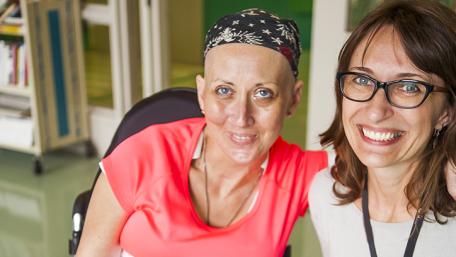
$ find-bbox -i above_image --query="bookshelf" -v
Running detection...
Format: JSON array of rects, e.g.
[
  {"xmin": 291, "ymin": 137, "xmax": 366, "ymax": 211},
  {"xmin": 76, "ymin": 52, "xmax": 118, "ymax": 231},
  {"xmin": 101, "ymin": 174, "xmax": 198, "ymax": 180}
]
[
  {"xmin": 0, "ymin": 0, "xmax": 90, "ymax": 174},
  {"xmin": 0, "ymin": 84, "xmax": 30, "ymax": 96}
]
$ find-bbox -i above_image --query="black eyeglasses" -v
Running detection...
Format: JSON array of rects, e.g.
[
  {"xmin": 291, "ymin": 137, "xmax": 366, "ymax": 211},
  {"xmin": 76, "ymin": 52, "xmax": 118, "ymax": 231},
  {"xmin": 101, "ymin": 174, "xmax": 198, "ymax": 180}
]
[{"xmin": 337, "ymin": 72, "xmax": 449, "ymax": 109}]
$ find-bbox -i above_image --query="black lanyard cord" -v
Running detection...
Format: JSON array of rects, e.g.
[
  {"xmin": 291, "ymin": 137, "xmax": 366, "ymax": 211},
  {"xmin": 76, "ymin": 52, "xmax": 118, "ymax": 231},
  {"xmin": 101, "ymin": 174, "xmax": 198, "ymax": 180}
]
[{"xmin": 362, "ymin": 179, "xmax": 424, "ymax": 257}]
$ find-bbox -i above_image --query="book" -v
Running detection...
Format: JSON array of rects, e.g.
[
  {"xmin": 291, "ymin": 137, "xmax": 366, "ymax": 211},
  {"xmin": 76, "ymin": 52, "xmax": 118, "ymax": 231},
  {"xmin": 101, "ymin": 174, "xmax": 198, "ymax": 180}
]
[
  {"xmin": 0, "ymin": 40, "xmax": 24, "ymax": 86},
  {"xmin": 3, "ymin": 16, "xmax": 22, "ymax": 25},
  {"xmin": 0, "ymin": 23, "xmax": 22, "ymax": 36},
  {"xmin": 0, "ymin": 0, "xmax": 9, "ymax": 14},
  {"xmin": 0, "ymin": 41, "xmax": 7, "ymax": 85},
  {"xmin": 17, "ymin": 43, "xmax": 25, "ymax": 87},
  {"xmin": 0, "ymin": 2, "xmax": 17, "ymax": 23}
]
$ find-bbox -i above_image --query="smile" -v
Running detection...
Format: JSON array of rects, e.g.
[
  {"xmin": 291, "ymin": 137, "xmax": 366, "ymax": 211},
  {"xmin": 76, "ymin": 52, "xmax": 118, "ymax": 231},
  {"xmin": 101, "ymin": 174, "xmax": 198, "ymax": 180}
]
[
  {"xmin": 229, "ymin": 133, "xmax": 257, "ymax": 145},
  {"xmin": 359, "ymin": 126, "xmax": 403, "ymax": 142}
]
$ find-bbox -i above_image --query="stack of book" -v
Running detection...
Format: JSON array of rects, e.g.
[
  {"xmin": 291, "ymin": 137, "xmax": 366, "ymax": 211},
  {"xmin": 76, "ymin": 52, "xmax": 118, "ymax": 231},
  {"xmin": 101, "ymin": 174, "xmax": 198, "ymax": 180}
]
[
  {"xmin": 0, "ymin": 0, "xmax": 22, "ymax": 37},
  {"xmin": 0, "ymin": 1, "xmax": 31, "ymax": 148},
  {"xmin": 0, "ymin": 0, "xmax": 27, "ymax": 88},
  {"xmin": 0, "ymin": 41, "xmax": 27, "ymax": 88}
]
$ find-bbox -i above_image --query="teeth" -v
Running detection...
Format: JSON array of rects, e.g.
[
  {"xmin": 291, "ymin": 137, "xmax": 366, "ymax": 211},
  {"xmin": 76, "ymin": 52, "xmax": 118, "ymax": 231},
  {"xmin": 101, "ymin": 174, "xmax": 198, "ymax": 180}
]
[
  {"xmin": 233, "ymin": 134, "xmax": 254, "ymax": 142},
  {"xmin": 362, "ymin": 128, "xmax": 401, "ymax": 141}
]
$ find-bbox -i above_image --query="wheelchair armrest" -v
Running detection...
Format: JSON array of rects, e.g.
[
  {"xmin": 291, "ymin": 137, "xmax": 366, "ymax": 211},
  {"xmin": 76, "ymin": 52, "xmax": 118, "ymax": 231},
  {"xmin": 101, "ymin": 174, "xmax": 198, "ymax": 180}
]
[
  {"xmin": 69, "ymin": 189, "xmax": 92, "ymax": 255},
  {"xmin": 283, "ymin": 245, "xmax": 291, "ymax": 257}
]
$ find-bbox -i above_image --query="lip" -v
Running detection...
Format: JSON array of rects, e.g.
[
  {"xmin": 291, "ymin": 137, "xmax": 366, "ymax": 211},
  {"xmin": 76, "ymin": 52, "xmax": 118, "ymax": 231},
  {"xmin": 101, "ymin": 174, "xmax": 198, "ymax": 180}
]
[
  {"xmin": 357, "ymin": 124, "xmax": 404, "ymax": 145},
  {"xmin": 228, "ymin": 132, "xmax": 257, "ymax": 146}
]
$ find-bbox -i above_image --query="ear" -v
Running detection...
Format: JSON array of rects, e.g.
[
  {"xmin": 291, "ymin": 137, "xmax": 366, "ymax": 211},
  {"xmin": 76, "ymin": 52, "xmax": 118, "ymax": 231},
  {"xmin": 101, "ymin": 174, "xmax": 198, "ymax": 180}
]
[
  {"xmin": 435, "ymin": 107, "xmax": 450, "ymax": 130},
  {"xmin": 286, "ymin": 79, "xmax": 304, "ymax": 117},
  {"xmin": 196, "ymin": 74, "xmax": 206, "ymax": 112}
]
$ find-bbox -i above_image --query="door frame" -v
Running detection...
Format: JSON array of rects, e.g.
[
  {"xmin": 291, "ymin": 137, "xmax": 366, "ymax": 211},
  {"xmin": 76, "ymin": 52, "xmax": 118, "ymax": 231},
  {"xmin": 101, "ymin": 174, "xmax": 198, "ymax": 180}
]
[
  {"xmin": 306, "ymin": 0, "xmax": 350, "ymax": 149},
  {"xmin": 82, "ymin": 0, "xmax": 167, "ymax": 155}
]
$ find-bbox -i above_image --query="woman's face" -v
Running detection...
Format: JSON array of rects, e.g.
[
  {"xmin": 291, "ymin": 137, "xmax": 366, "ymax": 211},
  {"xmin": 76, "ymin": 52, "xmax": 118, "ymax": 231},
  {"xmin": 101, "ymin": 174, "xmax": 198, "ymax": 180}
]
[
  {"xmin": 342, "ymin": 25, "xmax": 448, "ymax": 171},
  {"xmin": 197, "ymin": 44, "xmax": 302, "ymax": 165}
]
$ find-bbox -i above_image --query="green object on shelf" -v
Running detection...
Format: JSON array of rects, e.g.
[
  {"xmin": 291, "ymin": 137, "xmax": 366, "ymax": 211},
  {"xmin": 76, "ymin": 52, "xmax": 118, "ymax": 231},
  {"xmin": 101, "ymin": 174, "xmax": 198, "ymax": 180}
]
[{"xmin": 0, "ymin": 33, "xmax": 23, "ymax": 42}]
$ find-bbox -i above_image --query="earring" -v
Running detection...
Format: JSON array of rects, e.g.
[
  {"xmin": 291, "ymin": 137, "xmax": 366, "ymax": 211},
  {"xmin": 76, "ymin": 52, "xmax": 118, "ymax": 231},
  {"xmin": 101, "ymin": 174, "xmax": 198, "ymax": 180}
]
[
  {"xmin": 432, "ymin": 128, "xmax": 441, "ymax": 149},
  {"xmin": 201, "ymin": 109, "xmax": 205, "ymax": 115}
]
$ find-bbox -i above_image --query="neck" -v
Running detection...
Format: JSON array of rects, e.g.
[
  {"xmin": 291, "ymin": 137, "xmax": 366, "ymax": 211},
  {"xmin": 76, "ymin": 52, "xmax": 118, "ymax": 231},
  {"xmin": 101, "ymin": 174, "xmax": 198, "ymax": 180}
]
[
  {"xmin": 203, "ymin": 139, "xmax": 264, "ymax": 197},
  {"xmin": 364, "ymin": 164, "xmax": 417, "ymax": 222}
]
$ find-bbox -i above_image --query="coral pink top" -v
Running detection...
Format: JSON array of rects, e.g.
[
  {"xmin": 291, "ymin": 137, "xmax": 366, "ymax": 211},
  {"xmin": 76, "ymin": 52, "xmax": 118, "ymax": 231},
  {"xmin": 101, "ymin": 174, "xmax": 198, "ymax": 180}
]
[{"xmin": 101, "ymin": 118, "xmax": 327, "ymax": 257}]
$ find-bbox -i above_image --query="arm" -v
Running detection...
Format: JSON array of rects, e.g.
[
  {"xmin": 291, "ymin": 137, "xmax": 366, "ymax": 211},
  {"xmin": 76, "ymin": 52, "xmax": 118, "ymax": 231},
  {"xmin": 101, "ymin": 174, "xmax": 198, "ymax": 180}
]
[
  {"xmin": 446, "ymin": 162, "xmax": 456, "ymax": 200},
  {"xmin": 75, "ymin": 173, "xmax": 128, "ymax": 257}
]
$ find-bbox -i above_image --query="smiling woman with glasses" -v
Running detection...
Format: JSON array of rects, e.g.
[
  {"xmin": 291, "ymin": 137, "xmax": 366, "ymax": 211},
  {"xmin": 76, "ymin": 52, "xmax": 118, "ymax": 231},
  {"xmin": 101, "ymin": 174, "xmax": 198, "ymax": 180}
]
[
  {"xmin": 337, "ymin": 71, "xmax": 449, "ymax": 109},
  {"xmin": 309, "ymin": 1, "xmax": 456, "ymax": 257}
]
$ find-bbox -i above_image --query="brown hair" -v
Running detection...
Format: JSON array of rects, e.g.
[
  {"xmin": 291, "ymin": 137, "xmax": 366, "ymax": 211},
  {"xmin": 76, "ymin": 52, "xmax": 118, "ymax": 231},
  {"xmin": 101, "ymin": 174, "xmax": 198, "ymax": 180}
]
[{"xmin": 320, "ymin": 0, "xmax": 456, "ymax": 222}]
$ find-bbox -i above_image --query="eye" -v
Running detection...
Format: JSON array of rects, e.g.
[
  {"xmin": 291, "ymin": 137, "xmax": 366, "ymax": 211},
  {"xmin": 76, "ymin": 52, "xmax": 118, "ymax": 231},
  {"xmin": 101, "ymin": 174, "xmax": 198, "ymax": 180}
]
[
  {"xmin": 395, "ymin": 81, "xmax": 423, "ymax": 95},
  {"xmin": 353, "ymin": 75, "xmax": 373, "ymax": 86},
  {"xmin": 215, "ymin": 86, "xmax": 233, "ymax": 97},
  {"xmin": 253, "ymin": 88, "xmax": 274, "ymax": 99}
]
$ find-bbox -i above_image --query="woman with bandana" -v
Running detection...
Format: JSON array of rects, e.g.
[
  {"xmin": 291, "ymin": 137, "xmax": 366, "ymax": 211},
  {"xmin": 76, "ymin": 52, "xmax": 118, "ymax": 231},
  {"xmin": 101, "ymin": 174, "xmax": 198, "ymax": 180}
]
[
  {"xmin": 76, "ymin": 9, "xmax": 328, "ymax": 257},
  {"xmin": 76, "ymin": 7, "xmax": 456, "ymax": 257},
  {"xmin": 309, "ymin": 1, "xmax": 456, "ymax": 257}
]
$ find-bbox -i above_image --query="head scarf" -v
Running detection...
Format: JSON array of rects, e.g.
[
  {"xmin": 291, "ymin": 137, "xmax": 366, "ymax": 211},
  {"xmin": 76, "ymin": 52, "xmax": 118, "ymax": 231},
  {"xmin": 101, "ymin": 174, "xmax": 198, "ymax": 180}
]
[{"xmin": 204, "ymin": 8, "xmax": 302, "ymax": 78}]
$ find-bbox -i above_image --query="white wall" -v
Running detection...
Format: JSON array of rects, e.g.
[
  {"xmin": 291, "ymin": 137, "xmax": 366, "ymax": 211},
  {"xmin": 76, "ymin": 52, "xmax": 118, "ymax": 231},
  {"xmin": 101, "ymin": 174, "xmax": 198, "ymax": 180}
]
[
  {"xmin": 306, "ymin": 0, "xmax": 351, "ymax": 149},
  {"xmin": 290, "ymin": 2, "xmax": 353, "ymax": 257},
  {"xmin": 90, "ymin": 108, "xmax": 121, "ymax": 156}
]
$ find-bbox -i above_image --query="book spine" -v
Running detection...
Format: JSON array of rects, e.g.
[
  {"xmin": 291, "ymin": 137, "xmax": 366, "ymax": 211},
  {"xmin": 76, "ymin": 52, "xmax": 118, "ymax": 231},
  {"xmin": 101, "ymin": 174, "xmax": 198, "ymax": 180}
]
[
  {"xmin": 17, "ymin": 43, "xmax": 25, "ymax": 87},
  {"xmin": 0, "ymin": 41, "xmax": 6, "ymax": 85}
]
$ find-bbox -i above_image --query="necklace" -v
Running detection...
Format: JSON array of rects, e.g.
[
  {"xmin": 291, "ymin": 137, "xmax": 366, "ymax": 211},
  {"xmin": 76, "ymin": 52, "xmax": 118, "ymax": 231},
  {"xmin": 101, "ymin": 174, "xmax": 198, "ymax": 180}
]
[
  {"xmin": 361, "ymin": 174, "xmax": 424, "ymax": 257},
  {"xmin": 202, "ymin": 140, "xmax": 262, "ymax": 227}
]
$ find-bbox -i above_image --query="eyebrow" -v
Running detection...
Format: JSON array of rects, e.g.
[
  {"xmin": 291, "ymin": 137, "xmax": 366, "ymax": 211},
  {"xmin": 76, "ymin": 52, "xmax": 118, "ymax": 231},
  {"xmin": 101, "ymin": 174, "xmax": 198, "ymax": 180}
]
[
  {"xmin": 212, "ymin": 79, "xmax": 234, "ymax": 85},
  {"xmin": 211, "ymin": 79, "xmax": 278, "ymax": 87},
  {"xmin": 350, "ymin": 67, "xmax": 430, "ymax": 81}
]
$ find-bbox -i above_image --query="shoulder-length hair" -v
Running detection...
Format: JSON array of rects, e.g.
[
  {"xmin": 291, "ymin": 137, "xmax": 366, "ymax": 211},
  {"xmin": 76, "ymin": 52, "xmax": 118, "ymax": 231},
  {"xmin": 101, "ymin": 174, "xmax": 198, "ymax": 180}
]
[{"xmin": 320, "ymin": 0, "xmax": 456, "ymax": 222}]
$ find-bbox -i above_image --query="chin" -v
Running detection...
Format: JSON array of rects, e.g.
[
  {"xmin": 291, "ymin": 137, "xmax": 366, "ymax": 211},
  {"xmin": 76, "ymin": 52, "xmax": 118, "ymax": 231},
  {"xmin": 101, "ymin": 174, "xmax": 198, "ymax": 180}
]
[
  {"xmin": 226, "ymin": 148, "xmax": 262, "ymax": 165},
  {"xmin": 230, "ymin": 153, "xmax": 256, "ymax": 165},
  {"xmin": 357, "ymin": 153, "xmax": 394, "ymax": 169}
]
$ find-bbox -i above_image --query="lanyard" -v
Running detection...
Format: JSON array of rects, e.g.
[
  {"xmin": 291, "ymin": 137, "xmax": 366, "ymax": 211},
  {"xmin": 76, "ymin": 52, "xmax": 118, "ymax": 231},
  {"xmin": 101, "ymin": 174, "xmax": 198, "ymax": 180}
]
[{"xmin": 361, "ymin": 180, "xmax": 424, "ymax": 257}]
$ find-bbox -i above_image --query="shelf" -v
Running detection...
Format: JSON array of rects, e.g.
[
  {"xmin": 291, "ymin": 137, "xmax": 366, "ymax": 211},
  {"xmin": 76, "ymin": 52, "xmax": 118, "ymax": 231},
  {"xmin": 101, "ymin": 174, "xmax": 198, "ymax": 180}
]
[
  {"xmin": 0, "ymin": 106, "xmax": 29, "ymax": 117},
  {"xmin": 0, "ymin": 85, "xmax": 30, "ymax": 97},
  {"xmin": 0, "ymin": 115, "xmax": 33, "ymax": 150},
  {"xmin": 0, "ymin": 0, "xmax": 90, "ymax": 173},
  {"xmin": 0, "ymin": 142, "xmax": 35, "ymax": 154}
]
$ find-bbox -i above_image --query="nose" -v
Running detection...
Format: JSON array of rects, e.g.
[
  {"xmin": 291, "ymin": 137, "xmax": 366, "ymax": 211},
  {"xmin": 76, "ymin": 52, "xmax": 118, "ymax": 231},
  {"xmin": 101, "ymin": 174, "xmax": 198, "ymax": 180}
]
[
  {"xmin": 365, "ymin": 88, "xmax": 394, "ymax": 122},
  {"xmin": 227, "ymin": 94, "xmax": 254, "ymax": 127}
]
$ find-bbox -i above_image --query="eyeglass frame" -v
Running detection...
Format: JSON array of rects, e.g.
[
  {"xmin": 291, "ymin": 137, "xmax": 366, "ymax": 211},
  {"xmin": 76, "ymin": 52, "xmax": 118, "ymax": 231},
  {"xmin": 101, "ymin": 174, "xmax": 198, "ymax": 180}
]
[{"xmin": 336, "ymin": 71, "xmax": 449, "ymax": 109}]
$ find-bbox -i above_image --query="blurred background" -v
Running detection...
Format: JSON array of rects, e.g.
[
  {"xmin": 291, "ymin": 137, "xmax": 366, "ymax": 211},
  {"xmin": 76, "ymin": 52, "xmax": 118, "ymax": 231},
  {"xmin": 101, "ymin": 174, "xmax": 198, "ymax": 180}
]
[{"xmin": 0, "ymin": 0, "xmax": 454, "ymax": 256}]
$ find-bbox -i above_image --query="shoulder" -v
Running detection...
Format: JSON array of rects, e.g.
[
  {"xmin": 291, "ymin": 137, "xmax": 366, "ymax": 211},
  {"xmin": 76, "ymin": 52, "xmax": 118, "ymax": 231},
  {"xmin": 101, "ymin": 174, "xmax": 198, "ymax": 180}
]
[
  {"xmin": 309, "ymin": 168, "xmax": 335, "ymax": 207},
  {"xmin": 415, "ymin": 215, "xmax": 456, "ymax": 256},
  {"xmin": 101, "ymin": 117, "xmax": 204, "ymax": 185},
  {"xmin": 109, "ymin": 117, "xmax": 205, "ymax": 157},
  {"xmin": 424, "ymin": 215, "xmax": 456, "ymax": 233},
  {"xmin": 137, "ymin": 117, "xmax": 204, "ymax": 143}
]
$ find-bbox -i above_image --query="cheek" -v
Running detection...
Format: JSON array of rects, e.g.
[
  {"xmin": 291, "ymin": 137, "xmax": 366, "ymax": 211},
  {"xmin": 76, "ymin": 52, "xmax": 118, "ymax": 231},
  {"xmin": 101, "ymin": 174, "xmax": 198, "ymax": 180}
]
[
  {"xmin": 204, "ymin": 100, "xmax": 227, "ymax": 126},
  {"xmin": 341, "ymin": 101, "xmax": 353, "ymax": 129},
  {"xmin": 341, "ymin": 101, "xmax": 360, "ymax": 145},
  {"xmin": 255, "ymin": 106, "xmax": 286, "ymax": 131},
  {"xmin": 430, "ymin": 96, "xmax": 448, "ymax": 126},
  {"xmin": 405, "ymin": 109, "xmax": 434, "ymax": 142}
]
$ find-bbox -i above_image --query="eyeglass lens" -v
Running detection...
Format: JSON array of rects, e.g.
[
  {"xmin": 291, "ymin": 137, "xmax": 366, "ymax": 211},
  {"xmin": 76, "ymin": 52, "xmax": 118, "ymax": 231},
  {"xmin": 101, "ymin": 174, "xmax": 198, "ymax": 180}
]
[{"xmin": 340, "ymin": 73, "xmax": 428, "ymax": 108}]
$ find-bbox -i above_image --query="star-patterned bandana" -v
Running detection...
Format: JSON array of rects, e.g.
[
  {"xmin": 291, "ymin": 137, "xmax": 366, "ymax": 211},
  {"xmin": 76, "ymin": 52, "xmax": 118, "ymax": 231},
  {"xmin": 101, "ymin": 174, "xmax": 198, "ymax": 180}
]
[{"xmin": 204, "ymin": 8, "xmax": 301, "ymax": 78}]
